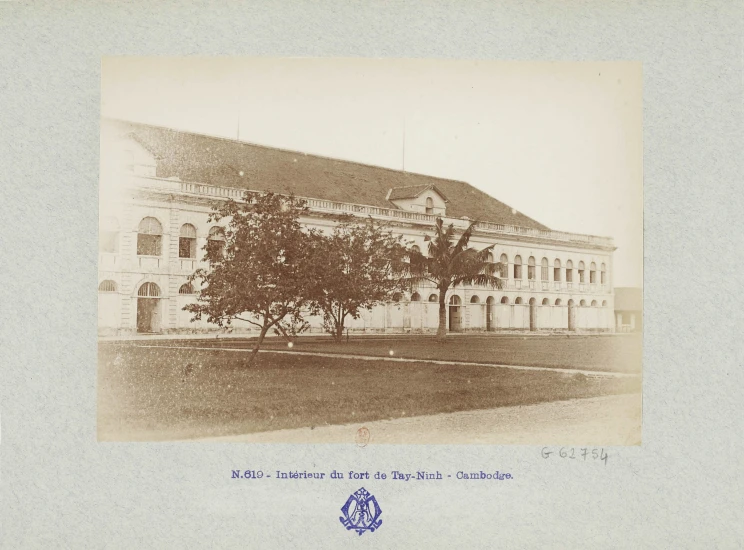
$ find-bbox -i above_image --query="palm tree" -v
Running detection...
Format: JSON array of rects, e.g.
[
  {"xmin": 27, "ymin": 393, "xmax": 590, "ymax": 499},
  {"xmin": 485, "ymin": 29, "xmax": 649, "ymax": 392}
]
[{"xmin": 408, "ymin": 218, "xmax": 503, "ymax": 341}]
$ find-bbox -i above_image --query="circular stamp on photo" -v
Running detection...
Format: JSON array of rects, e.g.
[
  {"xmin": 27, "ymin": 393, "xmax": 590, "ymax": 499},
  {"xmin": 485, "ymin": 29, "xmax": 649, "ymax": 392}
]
[{"xmin": 355, "ymin": 427, "xmax": 370, "ymax": 447}]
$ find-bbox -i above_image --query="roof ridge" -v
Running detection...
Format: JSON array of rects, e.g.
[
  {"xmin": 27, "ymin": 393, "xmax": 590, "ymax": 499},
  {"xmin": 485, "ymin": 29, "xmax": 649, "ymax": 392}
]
[
  {"xmin": 102, "ymin": 117, "xmax": 472, "ymax": 186},
  {"xmin": 389, "ymin": 183, "xmax": 431, "ymax": 190},
  {"xmin": 103, "ymin": 117, "xmax": 553, "ymax": 231}
]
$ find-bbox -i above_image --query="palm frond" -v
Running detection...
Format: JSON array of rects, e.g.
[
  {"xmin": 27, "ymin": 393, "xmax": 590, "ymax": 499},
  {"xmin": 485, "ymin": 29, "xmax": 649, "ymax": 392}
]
[
  {"xmin": 456, "ymin": 273, "xmax": 503, "ymax": 289},
  {"xmin": 452, "ymin": 221, "xmax": 476, "ymax": 256}
]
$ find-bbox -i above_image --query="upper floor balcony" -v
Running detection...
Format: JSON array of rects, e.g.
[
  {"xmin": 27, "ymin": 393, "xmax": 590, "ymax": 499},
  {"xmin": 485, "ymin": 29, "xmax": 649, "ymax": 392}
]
[
  {"xmin": 501, "ymin": 278, "xmax": 609, "ymax": 294},
  {"xmin": 121, "ymin": 174, "xmax": 615, "ymax": 250}
]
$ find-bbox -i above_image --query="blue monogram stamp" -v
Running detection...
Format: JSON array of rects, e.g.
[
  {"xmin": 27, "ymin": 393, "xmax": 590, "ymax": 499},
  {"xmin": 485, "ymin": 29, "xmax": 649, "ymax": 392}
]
[{"xmin": 339, "ymin": 487, "xmax": 383, "ymax": 535}]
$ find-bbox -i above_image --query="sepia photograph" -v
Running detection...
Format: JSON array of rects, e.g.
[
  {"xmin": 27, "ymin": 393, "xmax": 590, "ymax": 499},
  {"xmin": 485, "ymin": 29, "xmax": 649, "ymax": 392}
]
[
  {"xmin": 97, "ymin": 57, "xmax": 643, "ymax": 444},
  {"xmin": 4, "ymin": 0, "xmax": 742, "ymax": 545}
]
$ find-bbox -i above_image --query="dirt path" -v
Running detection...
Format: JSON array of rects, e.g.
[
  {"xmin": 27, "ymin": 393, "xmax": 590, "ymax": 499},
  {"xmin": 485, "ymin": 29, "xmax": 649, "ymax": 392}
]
[{"xmin": 198, "ymin": 393, "xmax": 642, "ymax": 445}]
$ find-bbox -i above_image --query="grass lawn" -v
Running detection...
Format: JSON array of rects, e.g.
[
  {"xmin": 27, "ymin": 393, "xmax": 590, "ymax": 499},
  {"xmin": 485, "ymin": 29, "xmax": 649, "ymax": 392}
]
[
  {"xmin": 98, "ymin": 341, "xmax": 641, "ymax": 441},
  {"xmin": 139, "ymin": 333, "xmax": 642, "ymax": 374}
]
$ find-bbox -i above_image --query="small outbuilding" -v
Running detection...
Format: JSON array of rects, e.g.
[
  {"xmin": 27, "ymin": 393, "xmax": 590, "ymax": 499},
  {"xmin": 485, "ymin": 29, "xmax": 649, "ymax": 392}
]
[{"xmin": 614, "ymin": 287, "xmax": 642, "ymax": 333}]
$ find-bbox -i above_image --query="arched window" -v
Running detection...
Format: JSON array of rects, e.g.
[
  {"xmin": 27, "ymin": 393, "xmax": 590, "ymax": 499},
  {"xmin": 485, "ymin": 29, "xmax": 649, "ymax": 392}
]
[
  {"xmin": 99, "ymin": 217, "xmax": 119, "ymax": 253},
  {"xmin": 428, "ymin": 294, "xmax": 438, "ymax": 302},
  {"xmin": 392, "ymin": 292, "xmax": 402, "ymax": 302},
  {"xmin": 500, "ymin": 296, "xmax": 509, "ymax": 304},
  {"xmin": 137, "ymin": 217, "xmax": 162, "ymax": 256},
  {"xmin": 578, "ymin": 261, "xmax": 586, "ymax": 283},
  {"xmin": 482, "ymin": 252, "xmax": 495, "ymax": 275},
  {"xmin": 515, "ymin": 297, "xmax": 523, "ymax": 304},
  {"xmin": 137, "ymin": 282, "xmax": 161, "ymax": 297},
  {"xmin": 449, "ymin": 295, "xmax": 461, "ymax": 305},
  {"xmin": 425, "ymin": 197, "xmax": 434, "ymax": 215},
  {"xmin": 602, "ymin": 300, "xmax": 608, "ymax": 307},
  {"xmin": 601, "ymin": 262, "xmax": 607, "ymax": 284},
  {"xmin": 541, "ymin": 257, "xmax": 549, "ymax": 281},
  {"xmin": 409, "ymin": 245, "xmax": 422, "ymax": 270},
  {"xmin": 208, "ymin": 226, "xmax": 225, "ymax": 240},
  {"xmin": 527, "ymin": 256, "xmax": 536, "ymax": 280},
  {"xmin": 565, "ymin": 260, "xmax": 574, "ymax": 283},
  {"xmin": 553, "ymin": 259, "xmax": 562, "ymax": 282},
  {"xmin": 590, "ymin": 262, "xmax": 597, "ymax": 284},
  {"xmin": 179, "ymin": 283, "xmax": 195, "ymax": 295},
  {"xmin": 529, "ymin": 298, "xmax": 536, "ymax": 305},
  {"xmin": 580, "ymin": 299, "xmax": 587, "ymax": 307},
  {"xmin": 591, "ymin": 300, "xmax": 598, "ymax": 307},
  {"xmin": 411, "ymin": 292, "xmax": 421, "ymax": 301},
  {"xmin": 542, "ymin": 298, "xmax": 550, "ymax": 305},
  {"xmin": 470, "ymin": 295, "xmax": 481, "ymax": 303},
  {"xmin": 513, "ymin": 255, "xmax": 522, "ymax": 279},
  {"xmin": 499, "ymin": 254, "xmax": 508, "ymax": 278},
  {"xmin": 207, "ymin": 226, "xmax": 226, "ymax": 257},
  {"xmin": 179, "ymin": 224, "xmax": 197, "ymax": 259},
  {"xmin": 555, "ymin": 299, "xmax": 562, "ymax": 306},
  {"xmin": 98, "ymin": 280, "xmax": 117, "ymax": 292}
]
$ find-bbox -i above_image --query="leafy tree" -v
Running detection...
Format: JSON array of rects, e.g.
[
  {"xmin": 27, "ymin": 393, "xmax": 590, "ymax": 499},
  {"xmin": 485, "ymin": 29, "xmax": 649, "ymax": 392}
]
[
  {"xmin": 185, "ymin": 192, "xmax": 322, "ymax": 364},
  {"xmin": 273, "ymin": 313, "xmax": 311, "ymax": 343},
  {"xmin": 408, "ymin": 218, "xmax": 503, "ymax": 341},
  {"xmin": 311, "ymin": 218, "xmax": 409, "ymax": 340}
]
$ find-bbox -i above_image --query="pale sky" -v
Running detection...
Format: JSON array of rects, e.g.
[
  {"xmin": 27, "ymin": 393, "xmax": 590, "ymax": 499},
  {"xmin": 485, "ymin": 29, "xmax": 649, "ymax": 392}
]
[{"xmin": 101, "ymin": 57, "xmax": 642, "ymax": 287}]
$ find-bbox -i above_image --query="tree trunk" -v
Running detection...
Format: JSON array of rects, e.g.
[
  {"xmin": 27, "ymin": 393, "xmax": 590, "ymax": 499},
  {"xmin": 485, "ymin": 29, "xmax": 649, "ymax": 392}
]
[
  {"xmin": 437, "ymin": 290, "xmax": 447, "ymax": 341},
  {"xmin": 247, "ymin": 323, "xmax": 271, "ymax": 365},
  {"xmin": 332, "ymin": 305, "xmax": 345, "ymax": 341}
]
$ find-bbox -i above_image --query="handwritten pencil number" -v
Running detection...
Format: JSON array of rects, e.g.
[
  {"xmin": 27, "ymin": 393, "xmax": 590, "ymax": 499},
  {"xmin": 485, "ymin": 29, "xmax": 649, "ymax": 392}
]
[{"xmin": 542, "ymin": 447, "xmax": 608, "ymax": 465}]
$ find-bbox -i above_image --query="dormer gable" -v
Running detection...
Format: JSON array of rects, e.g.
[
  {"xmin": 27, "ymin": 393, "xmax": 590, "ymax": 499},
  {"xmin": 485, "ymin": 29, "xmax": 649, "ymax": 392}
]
[{"xmin": 386, "ymin": 184, "xmax": 448, "ymax": 216}]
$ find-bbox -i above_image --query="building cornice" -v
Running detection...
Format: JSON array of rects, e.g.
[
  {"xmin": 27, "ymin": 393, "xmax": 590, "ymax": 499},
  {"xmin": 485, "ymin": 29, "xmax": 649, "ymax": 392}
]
[{"xmin": 119, "ymin": 175, "xmax": 616, "ymax": 252}]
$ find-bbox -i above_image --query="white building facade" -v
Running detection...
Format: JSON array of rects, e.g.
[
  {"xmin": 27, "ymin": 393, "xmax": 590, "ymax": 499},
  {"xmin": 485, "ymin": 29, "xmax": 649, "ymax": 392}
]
[{"xmin": 98, "ymin": 120, "xmax": 616, "ymax": 336}]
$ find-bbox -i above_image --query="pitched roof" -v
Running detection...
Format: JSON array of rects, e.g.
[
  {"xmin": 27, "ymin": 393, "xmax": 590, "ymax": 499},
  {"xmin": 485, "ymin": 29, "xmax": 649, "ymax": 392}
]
[
  {"xmin": 105, "ymin": 119, "xmax": 550, "ymax": 230},
  {"xmin": 388, "ymin": 184, "xmax": 448, "ymax": 202},
  {"xmin": 614, "ymin": 287, "xmax": 643, "ymax": 311}
]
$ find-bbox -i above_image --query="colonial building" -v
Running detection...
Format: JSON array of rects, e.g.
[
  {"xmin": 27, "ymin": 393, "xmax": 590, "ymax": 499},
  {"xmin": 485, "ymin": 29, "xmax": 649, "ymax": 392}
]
[{"xmin": 98, "ymin": 119, "xmax": 617, "ymax": 336}]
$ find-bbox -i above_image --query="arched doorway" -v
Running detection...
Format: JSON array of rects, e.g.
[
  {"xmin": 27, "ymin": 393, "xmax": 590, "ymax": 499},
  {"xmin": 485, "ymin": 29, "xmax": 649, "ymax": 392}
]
[
  {"xmin": 529, "ymin": 298, "xmax": 537, "ymax": 331},
  {"xmin": 470, "ymin": 295, "xmax": 482, "ymax": 329},
  {"xmin": 486, "ymin": 296, "xmax": 495, "ymax": 331},
  {"xmin": 514, "ymin": 297, "xmax": 524, "ymax": 329},
  {"xmin": 409, "ymin": 292, "xmax": 422, "ymax": 330},
  {"xmin": 448, "ymin": 295, "xmax": 462, "ymax": 332},
  {"xmin": 568, "ymin": 299, "xmax": 576, "ymax": 331},
  {"xmin": 137, "ymin": 282, "xmax": 162, "ymax": 333}
]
